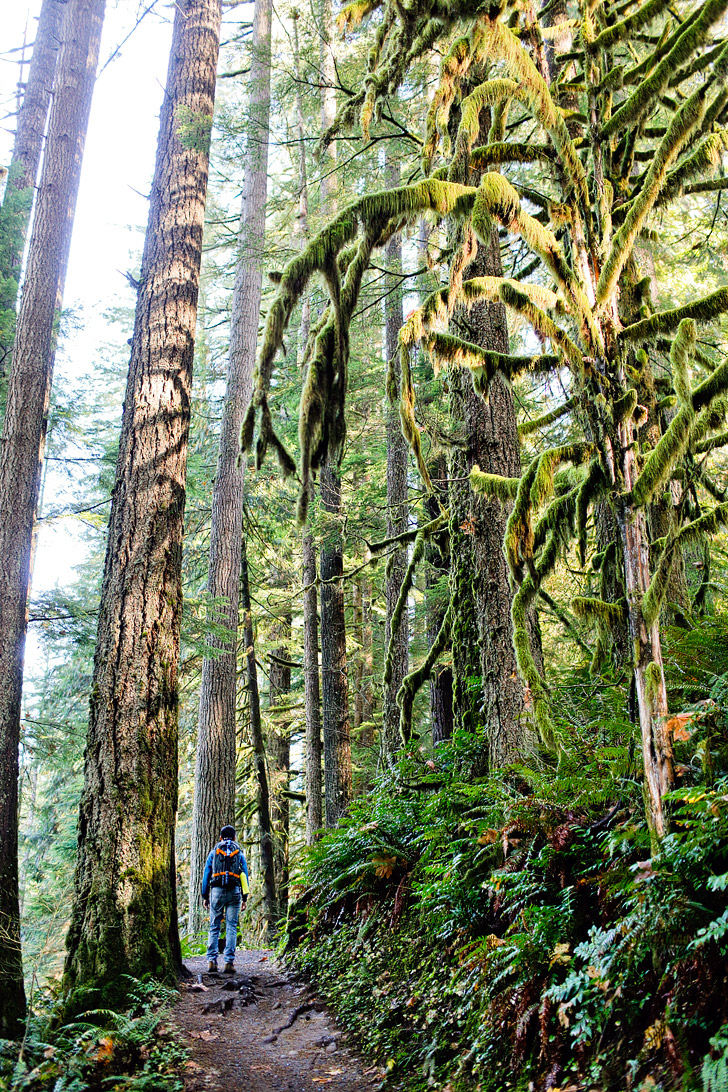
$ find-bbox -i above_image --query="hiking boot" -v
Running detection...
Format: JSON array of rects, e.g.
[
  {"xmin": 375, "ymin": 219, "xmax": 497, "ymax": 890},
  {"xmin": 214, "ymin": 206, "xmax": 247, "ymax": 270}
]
[
  {"xmin": 207, "ymin": 961, "xmax": 218, "ymax": 974},
  {"xmin": 223, "ymin": 962, "xmax": 235, "ymax": 974}
]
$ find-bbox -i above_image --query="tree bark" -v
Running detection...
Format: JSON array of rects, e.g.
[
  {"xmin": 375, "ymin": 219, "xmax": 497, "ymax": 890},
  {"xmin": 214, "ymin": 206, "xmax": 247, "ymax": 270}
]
[
  {"xmin": 241, "ymin": 538, "xmax": 278, "ymax": 936},
  {"xmin": 381, "ymin": 153, "xmax": 409, "ymax": 760},
  {"xmin": 302, "ymin": 509, "xmax": 323, "ymax": 841},
  {"xmin": 268, "ymin": 611, "xmax": 291, "ymax": 920},
  {"xmin": 320, "ymin": 464, "xmax": 352, "ymax": 826},
  {"xmin": 0, "ymin": 0, "xmax": 105, "ymax": 1037},
  {"xmin": 188, "ymin": 0, "xmax": 272, "ymax": 939},
  {"xmin": 63, "ymin": 0, "xmax": 221, "ymax": 997},
  {"xmin": 0, "ymin": 0, "xmax": 63, "ymax": 390},
  {"xmin": 318, "ymin": 0, "xmax": 351, "ymax": 826},
  {"xmin": 292, "ymin": 12, "xmax": 322, "ymax": 845},
  {"xmin": 617, "ymin": 429, "xmax": 674, "ymax": 843},
  {"xmin": 448, "ymin": 225, "xmax": 537, "ymax": 767}
]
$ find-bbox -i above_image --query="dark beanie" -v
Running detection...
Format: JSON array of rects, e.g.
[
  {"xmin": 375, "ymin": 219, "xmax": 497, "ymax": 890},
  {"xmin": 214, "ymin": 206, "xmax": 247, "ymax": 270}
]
[{"xmin": 220, "ymin": 825, "xmax": 236, "ymax": 840}]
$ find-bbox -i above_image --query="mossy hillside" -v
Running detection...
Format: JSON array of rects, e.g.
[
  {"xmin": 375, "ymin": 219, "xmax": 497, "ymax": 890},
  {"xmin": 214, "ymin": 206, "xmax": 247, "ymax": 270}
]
[{"xmin": 286, "ymin": 651, "xmax": 728, "ymax": 1091}]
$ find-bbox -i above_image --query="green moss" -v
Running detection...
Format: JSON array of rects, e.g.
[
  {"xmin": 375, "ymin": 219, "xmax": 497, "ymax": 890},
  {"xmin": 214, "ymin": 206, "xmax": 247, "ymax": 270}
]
[
  {"xmin": 603, "ymin": 0, "xmax": 728, "ymax": 139},
  {"xmin": 572, "ymin": 596, "xmax": 626, "ymax": 626},
  {"xmin": 619, "ymin": 287, "xmax": 728, "ymax": 344},
  {"xmin": 518, "ymin": 397, "xmax": 576, "ymax": 437},
  {"xmin": 397, "ymin": 603, "xmax": 452, "ymax": 743}
]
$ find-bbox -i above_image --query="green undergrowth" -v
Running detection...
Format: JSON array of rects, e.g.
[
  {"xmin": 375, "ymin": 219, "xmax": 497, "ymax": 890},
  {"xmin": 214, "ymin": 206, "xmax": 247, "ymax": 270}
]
[
  {"xmin": 285, "ymin": 649, "xmax": 728, "ymax": 1091},
  {"xmin": 0, "ymin": 978, "xmax": 186, "ymax": 1092}
]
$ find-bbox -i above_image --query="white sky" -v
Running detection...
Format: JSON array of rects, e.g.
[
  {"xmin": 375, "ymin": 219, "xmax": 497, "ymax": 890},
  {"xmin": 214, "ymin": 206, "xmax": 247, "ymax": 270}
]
[{"xmin": 0, "ymin": 0, "xmax": 249, "ymax": 682}]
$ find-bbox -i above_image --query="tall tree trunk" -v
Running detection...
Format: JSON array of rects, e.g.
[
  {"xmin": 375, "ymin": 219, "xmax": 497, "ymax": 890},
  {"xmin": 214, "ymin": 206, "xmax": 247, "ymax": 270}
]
[
  {"xmin": 188, "ymin": 0, "xmax": 272, "ymax": 939},
  {"xmin": 381, "ymin": 152, "xmax": 409, "ymax": 760},
  {"xmin": 292, "ymin": 11, "xmax": 322, "ymax": 845},
  {"xmin": 268, "ymin": 610, "xmax": 291, "ymax": 920},
  {"xmin": 0, "ymin": 0, "xmax": 105, "ymax": 1037},
  {"xmin": 320, "ymin": 464, "xmax": 352, "ymax": 826},
  {"xmin": 318, "ymin": 0, "xmax": 351, "ymax": 826},
  {"xmin": 303, "ymin": 508, "xmax": 322, "ymax": 841},
  {"xmin": 448, "ymin": 224, "xmax": 537, "ymax": 768},
  {"xmin": 63, "ymin": 0, "xmax": 221, "ymax": 997},
  {"xmin": 617, "ymin": 427, "xmax": 674, "ymax": 843},
  {"xmin": 0, "ymin": 0, "xmax": 62, "ymax": 394},
  {"xmin": 241, "ymin": 539, "xmax": 278, "ymax": 936}
]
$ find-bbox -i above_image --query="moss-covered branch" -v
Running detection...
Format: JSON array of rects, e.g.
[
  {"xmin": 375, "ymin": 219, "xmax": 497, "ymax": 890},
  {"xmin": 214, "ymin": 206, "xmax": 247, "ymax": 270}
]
[
  {"xmin": 397, "ymin": 604, "xmax": 452, "ymax": 744},
  {"xmin": 470, "ymin": 466, "xmax": 521, "ymax": 501},
  {"xmin": 602, "ymin": 0, "xmax": 728, "ymax": 139},
  {"xmin": 619, "ymin": 287, "xmax": 728, "ymax": 343},
  {"xmin": 644, "ymin": 503, "xmax": 728, "ymax": 624},
  {"xmin": 518, "ymin": 397, "xmax": 576, "ymax": 437},
  {"xmin": 632, "ymin": 319, "xmax": 696, "ymax": 508},
  {"xmin": 597, "ymin": 81, "xmax": 714, "ymax": 305}
]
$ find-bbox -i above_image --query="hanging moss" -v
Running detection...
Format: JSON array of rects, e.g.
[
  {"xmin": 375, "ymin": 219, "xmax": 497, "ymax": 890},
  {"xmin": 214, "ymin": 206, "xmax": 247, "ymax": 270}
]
[
  {"xmin": 397, "ymin": 604, "xmax": 452, "ymax": 744},
  {"xmin": 384, "ymin": 529, "xmax": 427, "ymax": 686},
  {"xmin": 425, "ymin": 330, "xmax": 559, "ymax": 396},
  {"xmin": 572, "ymin": 596, "xmax": 627, "ymax": 626},
  {"xmin": 633, "ymin": 405, "xmax": 694, "ymax": 508},
  {"xmin": 576, "ymin": 459, "xmax": 604, "ymax": 566},
  {"xmin": 499, "ymin": 282, "xmax": 583, "ymax": 369},
  {"xmin": 465, "ymin": 19, "xmax": 588, "ymax": 211},
  {"xmin": 470, "ymin": 467, "xmax": 521, "ymax": 501},
  {"xmin": 505, "ymin": 458, "xmax": 540, "ymax": 581},
  {"xmin": 597, "ymin": 84, "xmax": 710, "ymax": 306}
]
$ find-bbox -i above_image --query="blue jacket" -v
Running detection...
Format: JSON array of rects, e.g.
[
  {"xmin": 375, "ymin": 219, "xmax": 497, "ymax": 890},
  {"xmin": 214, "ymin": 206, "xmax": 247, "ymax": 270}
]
[{"xmin": 201, "ymin": 840, "xmax": 250, "ymax": 899}]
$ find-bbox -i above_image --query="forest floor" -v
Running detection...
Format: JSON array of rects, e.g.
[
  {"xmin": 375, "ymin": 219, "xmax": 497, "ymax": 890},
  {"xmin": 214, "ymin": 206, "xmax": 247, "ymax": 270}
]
[{"xmin": 173, "ymin": 952, "xmax": 381, "ymax": 1092}]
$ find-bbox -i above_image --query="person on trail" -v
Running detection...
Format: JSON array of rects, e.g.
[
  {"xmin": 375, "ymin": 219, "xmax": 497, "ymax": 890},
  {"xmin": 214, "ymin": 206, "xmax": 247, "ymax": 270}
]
[{"xmin": 202, "ymin": 824, "xmax": 250, "ymax": 974}]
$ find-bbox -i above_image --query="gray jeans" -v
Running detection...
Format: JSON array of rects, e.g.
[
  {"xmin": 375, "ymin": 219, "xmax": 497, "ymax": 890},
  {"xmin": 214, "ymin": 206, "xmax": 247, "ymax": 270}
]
[{"xmin": 206, "ymin": 886, "xmax": 242, "ymax": 964}]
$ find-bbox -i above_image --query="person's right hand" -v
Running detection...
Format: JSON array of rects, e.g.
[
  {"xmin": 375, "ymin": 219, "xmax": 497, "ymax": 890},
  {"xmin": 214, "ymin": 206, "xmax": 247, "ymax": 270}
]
[{"xmin": 203, "ymin": 899, "xmax": 209, "ymax": 911}]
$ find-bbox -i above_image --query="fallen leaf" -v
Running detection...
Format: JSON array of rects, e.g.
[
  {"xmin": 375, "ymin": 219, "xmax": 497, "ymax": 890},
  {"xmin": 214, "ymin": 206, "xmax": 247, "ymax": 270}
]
[
  {"xmin": 372, "ymin": 853, "xmax": 397, "ymax": 879},
  {"xmin": 478, "ymin": 829, "xmax": 500, "ymax": 846},
  {"xmin": 93, "ymin": 1036, "xmax": 115, "ymax": 1063},
  {"xmin": 311, "ymin": 1079, "xmax": 333, "ymax": 1085},
  {"xmin": 259, "ymin": 956, "xmax": 269, "ymax": 962},
  {"xmin": 666, "ymin": 712, "xmax": 695, "ymax": 742}
]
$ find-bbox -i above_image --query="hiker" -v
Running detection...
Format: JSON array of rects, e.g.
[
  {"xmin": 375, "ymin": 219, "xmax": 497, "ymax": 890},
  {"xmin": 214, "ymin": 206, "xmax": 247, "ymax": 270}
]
[{"xmin": 202, "ymin": 824, "xmax": 250, "ymax": 974}]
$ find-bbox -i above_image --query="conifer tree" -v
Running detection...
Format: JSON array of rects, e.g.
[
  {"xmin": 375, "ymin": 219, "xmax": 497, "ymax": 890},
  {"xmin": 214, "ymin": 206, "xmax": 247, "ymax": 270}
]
[
  {"xmin": 0, "ymin": 0, "xmax": 62, "ymax": 398},
  {"xmin": 188, "ymin": 0, "xmax": 273, "ymax": 939},
  {"xmin": 0, "ymin": 0, "xmax": 105, "ymax": 1035},
  {"xmin": 243, "ymin": 0, "xmax": 728, "ymax": 840},
  {"xmin": 64, "ymin": 0, "xmax": 222, "ymax": 996}
]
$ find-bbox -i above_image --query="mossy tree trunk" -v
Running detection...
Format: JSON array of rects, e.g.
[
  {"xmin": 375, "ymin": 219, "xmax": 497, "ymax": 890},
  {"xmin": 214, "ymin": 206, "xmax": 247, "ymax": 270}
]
[
  {"xmin": 188, "ymin": 0, "xmax": 272, "ymax": 940},
  {"xmin": 63, "ymin": 0, "xmax": 221, "ymax": 998},
  {"xmin": 0, "ymin": 0, "xmax": 62, "ymax": 397},
  {"xmin": 318, "ymin": 0, "xmax": 351, "ymax": 826},
  {"xmin": 617, "ymin": 428, "xmax": 674, "ymax": 842},
  {"xmin": 382, "ymin": 153, "xmax": 409, "ymax": 760},
  {"xmin": 448, "ymin": 225, "xmax": 537, "ymax": 767},
  {"xmin": 320, "ymin": 464, "xmax": 353, "ymax": 825},
  {"xmin": 0, "ymin": 0, "xmax": 105, "ymax": 1036},
  {"xmin": 291, "ymin": 11, "xmax": 322, "ymax": 844}
]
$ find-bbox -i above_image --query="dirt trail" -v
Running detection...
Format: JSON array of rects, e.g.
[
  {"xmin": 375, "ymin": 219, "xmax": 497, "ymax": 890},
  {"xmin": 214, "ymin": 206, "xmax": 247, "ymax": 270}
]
[{"xmin": 174, "ymin": 952, "xmax": 379, "ymax": 1092}]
